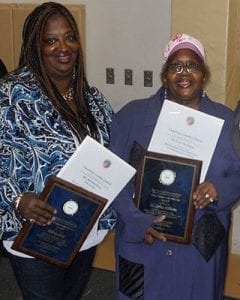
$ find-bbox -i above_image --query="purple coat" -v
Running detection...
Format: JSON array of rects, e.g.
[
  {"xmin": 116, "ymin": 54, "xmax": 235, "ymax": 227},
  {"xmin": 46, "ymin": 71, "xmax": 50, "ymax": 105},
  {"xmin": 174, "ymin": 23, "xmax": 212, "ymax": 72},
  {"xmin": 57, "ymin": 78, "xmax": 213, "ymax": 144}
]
[{"xmin": 111, "ymin": 87, "xmax": 240, "ymax": 300}]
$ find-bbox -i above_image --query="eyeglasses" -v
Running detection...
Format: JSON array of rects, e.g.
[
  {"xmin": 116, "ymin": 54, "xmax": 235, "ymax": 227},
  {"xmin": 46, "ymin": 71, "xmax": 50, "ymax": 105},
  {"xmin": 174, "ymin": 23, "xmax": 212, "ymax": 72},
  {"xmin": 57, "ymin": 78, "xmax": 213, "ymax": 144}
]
[{"xmin": 167, "ymin": 62, "xmax": 203, "ymax": 74}]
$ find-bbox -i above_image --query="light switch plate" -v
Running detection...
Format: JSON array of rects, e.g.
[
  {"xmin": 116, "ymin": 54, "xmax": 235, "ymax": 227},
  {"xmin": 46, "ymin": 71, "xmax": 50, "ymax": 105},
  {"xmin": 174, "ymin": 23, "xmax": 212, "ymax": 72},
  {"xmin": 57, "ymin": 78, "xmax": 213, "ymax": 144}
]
[
  {"xmin": 144, "ymin": 70, "xmax": 153, "ymax": 87},
  {"xmin": 106, "ymin": 68, "xmax": 114, "ymax": 84},
  {"xmin": 125, "ymin": 69, "xmax": 133, "ymax": 85}
]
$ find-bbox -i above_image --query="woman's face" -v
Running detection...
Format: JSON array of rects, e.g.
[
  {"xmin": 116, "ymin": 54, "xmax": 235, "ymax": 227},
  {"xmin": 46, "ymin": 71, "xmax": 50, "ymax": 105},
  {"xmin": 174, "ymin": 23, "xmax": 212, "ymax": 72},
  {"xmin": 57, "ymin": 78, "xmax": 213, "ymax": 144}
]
[
  {"xmin": 163, "ymin": 49, "xmax": 205, "ymax": 109},
  {"xmin": 41, "ymin": 15, "xmax": 80, "ymax": 81}
]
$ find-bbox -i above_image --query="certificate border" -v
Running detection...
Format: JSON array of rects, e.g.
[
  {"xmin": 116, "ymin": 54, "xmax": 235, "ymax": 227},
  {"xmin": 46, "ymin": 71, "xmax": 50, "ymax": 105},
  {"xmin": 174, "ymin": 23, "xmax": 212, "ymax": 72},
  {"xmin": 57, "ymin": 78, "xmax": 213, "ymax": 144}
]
[
  {"xmin": 135, "ymin": 151, "xmax": 202, "ymax": 244},
  {"xmin": 12, "ymin": 176, "xmax": 107, "ymax": 268}
]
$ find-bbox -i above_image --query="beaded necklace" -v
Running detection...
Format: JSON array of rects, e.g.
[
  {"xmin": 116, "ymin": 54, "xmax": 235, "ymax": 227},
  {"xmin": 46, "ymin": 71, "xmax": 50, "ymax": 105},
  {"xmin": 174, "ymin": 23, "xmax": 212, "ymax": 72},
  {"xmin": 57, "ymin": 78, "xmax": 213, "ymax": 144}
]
[{"xmin": 62, "ymin": 86, "xmax": 73, "ymax": 102}]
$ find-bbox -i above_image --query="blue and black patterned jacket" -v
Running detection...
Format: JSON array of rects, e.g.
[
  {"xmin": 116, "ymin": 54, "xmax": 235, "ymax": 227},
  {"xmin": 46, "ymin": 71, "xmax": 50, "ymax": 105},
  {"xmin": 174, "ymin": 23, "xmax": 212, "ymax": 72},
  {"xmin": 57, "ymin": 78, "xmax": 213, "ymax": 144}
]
[{"xmin": 0, "ymin": 66, "xmax": 115, "ymax": 240}]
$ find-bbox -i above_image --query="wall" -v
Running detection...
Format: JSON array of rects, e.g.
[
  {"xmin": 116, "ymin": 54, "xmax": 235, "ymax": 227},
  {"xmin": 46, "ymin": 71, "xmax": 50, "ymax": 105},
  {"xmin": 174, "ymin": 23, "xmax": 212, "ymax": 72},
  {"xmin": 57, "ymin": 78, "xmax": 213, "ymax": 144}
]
[
  {"xmin": 85, "ymin": 0, "xmax": 171, "ymax": 111},
  {"xmin": 226, "ymin": 0, "xmax": 240, "ymax": 108}
]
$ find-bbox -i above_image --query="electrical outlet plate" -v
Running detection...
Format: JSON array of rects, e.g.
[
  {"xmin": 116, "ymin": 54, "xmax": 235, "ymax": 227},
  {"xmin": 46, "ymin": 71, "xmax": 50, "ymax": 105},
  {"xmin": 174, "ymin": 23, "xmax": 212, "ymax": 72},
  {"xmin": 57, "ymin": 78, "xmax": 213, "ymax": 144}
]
[
  {"xmin": 106, "ymin": 68, "xmax": 114, "ymax": 84},
  {"xmin": 144, "ymin": 70, "xmax": 153, "ymax": 87},
  {"xmin": 125, "ymin": 69, "xmax": 133, "ymax": 85}
]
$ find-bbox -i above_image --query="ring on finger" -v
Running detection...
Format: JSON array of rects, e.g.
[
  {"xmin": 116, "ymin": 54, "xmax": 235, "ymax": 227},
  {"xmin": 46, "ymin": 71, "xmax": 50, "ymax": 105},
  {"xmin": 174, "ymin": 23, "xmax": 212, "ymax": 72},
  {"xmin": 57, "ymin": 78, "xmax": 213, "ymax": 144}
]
[
  {"xmin": 205, "ymin": 193, "xmax": 210, "ymax": 199},
  {"xmin": 209, "ymin": 197, "xmax": 214, "ymax": 203},
  {"xmin": 29, "ymin": 218, "xmax": 35, "ymax": 223}
]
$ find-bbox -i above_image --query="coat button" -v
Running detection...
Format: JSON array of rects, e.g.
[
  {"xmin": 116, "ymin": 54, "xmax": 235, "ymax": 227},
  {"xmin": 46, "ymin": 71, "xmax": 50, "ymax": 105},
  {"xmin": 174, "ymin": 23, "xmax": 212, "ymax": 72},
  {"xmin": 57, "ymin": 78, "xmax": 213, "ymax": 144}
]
[{"xmin": 166, "ymin": 249, "xmax": 173, "ymax": 256}]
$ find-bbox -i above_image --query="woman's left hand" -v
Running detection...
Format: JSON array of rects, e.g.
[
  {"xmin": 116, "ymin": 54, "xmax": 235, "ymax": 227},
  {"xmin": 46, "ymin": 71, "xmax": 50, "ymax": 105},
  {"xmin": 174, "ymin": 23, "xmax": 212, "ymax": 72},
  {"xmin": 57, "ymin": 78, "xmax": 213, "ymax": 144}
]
[{"xmin": 192, "ymin": 181, "xmax": 218, "ymax": 209}]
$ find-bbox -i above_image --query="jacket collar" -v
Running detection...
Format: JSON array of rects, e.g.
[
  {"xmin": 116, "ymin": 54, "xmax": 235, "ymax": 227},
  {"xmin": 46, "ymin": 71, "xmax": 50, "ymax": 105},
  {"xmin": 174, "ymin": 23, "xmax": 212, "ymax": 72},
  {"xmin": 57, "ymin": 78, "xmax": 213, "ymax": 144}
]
[{"xmin": 144, "ymin": 87, "xmax": 165, "ymax": 127}]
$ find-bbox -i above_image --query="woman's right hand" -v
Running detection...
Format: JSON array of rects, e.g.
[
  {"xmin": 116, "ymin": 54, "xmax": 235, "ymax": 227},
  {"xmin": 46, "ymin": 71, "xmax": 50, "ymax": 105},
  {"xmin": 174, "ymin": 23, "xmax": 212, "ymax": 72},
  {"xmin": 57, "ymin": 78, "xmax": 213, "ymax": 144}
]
[
  {"xmin": 143, "ymin": 215, "xmax": 166, "ymax": 245},
  {"xmin": 17, "ymin": 192, "xmax": 56, "ymax": 226}
]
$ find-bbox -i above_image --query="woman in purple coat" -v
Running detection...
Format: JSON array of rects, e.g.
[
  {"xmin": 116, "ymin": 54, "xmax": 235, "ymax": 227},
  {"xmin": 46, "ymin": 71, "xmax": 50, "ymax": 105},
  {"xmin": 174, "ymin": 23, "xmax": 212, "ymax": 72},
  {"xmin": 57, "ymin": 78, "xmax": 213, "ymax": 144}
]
[{"xmin": 111, "ymin": 34, "xmax": 240, "ymax": 300}]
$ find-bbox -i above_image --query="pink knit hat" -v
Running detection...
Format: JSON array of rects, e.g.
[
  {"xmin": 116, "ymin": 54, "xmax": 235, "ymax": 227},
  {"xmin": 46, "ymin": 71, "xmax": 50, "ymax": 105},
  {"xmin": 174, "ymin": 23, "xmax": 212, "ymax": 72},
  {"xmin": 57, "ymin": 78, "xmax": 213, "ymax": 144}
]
[{"xmin": 163, "ymin": 33, "xmax": 205, "ymax": 62}]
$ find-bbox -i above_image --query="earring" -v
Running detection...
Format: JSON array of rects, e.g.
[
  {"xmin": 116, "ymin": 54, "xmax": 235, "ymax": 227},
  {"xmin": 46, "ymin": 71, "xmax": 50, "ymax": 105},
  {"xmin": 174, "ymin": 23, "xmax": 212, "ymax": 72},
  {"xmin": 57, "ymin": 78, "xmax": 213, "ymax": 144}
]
[
  {"xmin": 72, "ymin": 67, "xmax": 76, "ymax": 80},
  {"xmin": 201, "ymin": 89, "xmax": 206, "ymax": 99},
  {"xmin": 164, "ymin": 87, "xmax": 168, "ymax": 100}
]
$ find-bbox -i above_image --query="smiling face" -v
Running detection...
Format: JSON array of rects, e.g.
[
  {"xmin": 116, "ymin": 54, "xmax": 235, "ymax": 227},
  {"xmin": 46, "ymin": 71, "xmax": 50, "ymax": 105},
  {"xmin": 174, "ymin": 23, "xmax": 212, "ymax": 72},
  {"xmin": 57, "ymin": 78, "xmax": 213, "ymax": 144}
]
[
  {"xmin": 163, "ymin": 49, "xmax": 205, "ymax": 109},
  {"xmin": 41, "ymin": 14, "xmax": 80, "ymax": 83}
]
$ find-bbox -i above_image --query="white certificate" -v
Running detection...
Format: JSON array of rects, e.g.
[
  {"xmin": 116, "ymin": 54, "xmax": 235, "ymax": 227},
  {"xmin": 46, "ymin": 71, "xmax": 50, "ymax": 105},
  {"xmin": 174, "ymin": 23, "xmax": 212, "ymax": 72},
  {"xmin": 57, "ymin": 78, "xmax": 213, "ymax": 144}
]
[
  {"xmin": 148, "ymin": 100, "xmax": 224, "ymax": 182},
  {"xmin": 57, "ymin": 135, "xmax": 136, "ymax": 250}
]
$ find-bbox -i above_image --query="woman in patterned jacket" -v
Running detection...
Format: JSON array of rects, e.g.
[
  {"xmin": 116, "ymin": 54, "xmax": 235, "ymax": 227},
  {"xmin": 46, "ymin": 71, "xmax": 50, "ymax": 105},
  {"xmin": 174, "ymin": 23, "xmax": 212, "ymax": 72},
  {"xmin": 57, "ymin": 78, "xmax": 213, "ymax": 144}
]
[{"xmin": 0, "ymin": 2, "xmax": 115, "ymax": 299}]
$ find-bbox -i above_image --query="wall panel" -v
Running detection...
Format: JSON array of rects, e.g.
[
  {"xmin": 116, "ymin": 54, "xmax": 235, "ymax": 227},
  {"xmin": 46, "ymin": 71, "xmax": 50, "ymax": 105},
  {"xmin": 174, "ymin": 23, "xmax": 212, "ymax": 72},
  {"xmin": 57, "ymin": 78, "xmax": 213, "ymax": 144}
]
[{"xmin": 0, "ymin": 5, "xmax": 14, "ymax": 70}]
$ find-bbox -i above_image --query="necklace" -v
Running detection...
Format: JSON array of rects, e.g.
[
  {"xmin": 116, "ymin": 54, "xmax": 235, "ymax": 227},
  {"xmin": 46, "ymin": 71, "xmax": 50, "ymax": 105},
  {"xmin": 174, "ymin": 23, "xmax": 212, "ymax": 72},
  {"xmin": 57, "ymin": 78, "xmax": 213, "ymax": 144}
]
[{"xmin": 62, "ymin": 87, "xmax": 73, "ymax": 102}]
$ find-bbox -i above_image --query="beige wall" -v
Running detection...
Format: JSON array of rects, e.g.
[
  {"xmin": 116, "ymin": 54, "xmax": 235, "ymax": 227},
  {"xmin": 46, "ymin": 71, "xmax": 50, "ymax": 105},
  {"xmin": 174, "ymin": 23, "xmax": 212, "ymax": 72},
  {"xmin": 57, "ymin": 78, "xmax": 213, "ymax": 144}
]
[
  {"xmin": 226, "ymin": 0, "xmax": 240, "ymax": 108},
  {"xmin": 172, "ymin": 0, "xmax": 240, "ymax": 110}
]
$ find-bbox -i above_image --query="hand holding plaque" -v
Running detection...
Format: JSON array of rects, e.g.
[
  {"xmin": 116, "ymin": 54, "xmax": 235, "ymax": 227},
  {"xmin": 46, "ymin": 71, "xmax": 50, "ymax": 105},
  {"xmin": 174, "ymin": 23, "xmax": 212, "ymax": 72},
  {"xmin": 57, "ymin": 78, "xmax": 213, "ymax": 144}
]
[
  {"xmin": 135, "ymin": 151, "xmax": 202, "ymax": 243},
  {"xmin": 12, "ymin": 176, "xmax": 107, "ymax": 268}
]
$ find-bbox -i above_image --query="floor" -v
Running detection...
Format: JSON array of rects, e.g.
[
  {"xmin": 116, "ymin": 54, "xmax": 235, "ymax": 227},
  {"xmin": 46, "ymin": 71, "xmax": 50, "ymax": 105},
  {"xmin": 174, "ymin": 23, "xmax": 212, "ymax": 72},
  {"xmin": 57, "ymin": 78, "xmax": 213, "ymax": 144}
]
[
  {"xmin": 0, "ymin": 254, "xmax": 238, "ymax": 300},
  {"xmin": 0, "ymin": 254, "xmax": 115, "ymax": 300}
]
